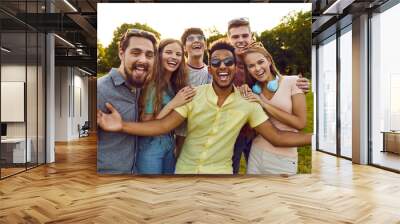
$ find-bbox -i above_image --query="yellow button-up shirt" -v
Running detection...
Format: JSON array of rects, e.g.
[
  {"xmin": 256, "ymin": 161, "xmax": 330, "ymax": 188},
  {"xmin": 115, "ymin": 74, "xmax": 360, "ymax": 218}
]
[{"xmin": 174, "ymin": 84, "xmax": 268, "ymax": 174}]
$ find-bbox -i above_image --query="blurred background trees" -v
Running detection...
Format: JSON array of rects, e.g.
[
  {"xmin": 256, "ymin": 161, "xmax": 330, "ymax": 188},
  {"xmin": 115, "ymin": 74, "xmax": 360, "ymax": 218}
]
[
  {"xmin": 98, "ymin": 11, "xmax": 311, "ymax": 79},
  {"xmin": 258, "ymin": 11, "xmax": 311, "ymax": 78}
]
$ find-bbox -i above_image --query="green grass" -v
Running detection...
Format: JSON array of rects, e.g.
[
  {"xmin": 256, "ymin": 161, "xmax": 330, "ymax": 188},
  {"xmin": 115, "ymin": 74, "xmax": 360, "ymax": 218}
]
[
  {"xmin": 97, "ymin": 73, "xmax": 107, "ymax": 78},
  {"xmin": 239, "ymin": 92, "xmax": 313, "ymax": 174},
  {"xmin": 298, "ymin": 92, "xmax": 313, "ymax": 173}
]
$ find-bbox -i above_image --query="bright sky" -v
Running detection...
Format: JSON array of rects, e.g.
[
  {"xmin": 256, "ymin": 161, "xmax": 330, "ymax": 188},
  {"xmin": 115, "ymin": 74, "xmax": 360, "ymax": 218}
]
[{"xmin": 98, "ymin": 3, "xmax": 311, "ymax": 47}]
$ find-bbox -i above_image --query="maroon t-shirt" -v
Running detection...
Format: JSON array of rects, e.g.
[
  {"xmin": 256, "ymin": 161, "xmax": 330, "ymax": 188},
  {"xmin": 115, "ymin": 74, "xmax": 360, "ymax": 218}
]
[
  {"xmin": 234, "ymin": 56, "xmax": 256, "ymax": 141},
  {"xmin": 233, "ymin": 58, "xmax": 246, "ymax": 87}
]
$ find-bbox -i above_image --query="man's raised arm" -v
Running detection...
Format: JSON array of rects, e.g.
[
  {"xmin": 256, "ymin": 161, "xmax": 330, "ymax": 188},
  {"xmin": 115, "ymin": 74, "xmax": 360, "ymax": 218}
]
[
  {"xmin": 97, "ymin": 102, "xmax": 185, "ymax": 136},
  {"xmin": 254, "ymin": 120, "xmax": 311, "ymax": 147}
]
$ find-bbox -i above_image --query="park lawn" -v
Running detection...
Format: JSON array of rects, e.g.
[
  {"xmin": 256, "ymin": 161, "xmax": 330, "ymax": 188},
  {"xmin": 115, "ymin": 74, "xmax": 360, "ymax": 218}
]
[{"xmin": 239, "ymin": 92, "xmax": 313, "ymax": 174}]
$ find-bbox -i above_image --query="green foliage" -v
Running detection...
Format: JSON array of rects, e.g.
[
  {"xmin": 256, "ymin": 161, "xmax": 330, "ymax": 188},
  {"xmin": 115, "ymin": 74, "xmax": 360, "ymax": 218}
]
[
  {"xmin": 97, "ymin": 42, "xmax": 109, "ymax": 75},
  {"xmin": 99, "ymin": 23, "xmax": 161, "ymax": 73},
  {"xmin": 259, "ymin": 11, "xmax": 312, "ymax": 78},
  {"xmin": 297, "ymin": 91, "xmax": 314, "ymax": 173}
]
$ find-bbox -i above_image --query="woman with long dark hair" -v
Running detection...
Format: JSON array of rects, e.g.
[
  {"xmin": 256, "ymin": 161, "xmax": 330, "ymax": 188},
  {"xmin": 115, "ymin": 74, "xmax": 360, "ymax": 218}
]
[{"xmin": 137, "ymin": 39, "xmax": 195, "ymax": 174}]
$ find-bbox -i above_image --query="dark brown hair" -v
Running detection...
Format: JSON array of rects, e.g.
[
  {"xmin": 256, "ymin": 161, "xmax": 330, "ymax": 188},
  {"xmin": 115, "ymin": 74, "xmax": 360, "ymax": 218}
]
[
  {"xmin": 180, "ymin": 27, "xmax": 205, "ymax": 46},
  {"xmin": 119, "ymin": 29, "xmax": 158, "ymax": 53},
  {"xmin": 227, "ymin": 18, "xmax": 251, "ymax": 35}
]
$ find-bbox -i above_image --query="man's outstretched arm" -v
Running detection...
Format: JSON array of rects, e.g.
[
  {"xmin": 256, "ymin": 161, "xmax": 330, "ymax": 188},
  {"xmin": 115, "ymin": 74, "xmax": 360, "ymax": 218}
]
[
  {"xmin": 254, "ymin": 120, "xmax": 311, "ymax": 147},
  {"xmin": 97, "ymin": 102, "xmax": 185, "ymax": 136}
]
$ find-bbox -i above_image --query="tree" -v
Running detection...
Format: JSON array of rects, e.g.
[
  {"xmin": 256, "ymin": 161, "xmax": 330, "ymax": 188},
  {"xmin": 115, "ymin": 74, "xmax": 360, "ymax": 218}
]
[
  {"xmin": 259, "ymin": 11, "xmax": 311, "ymax": 78},
  {"xmin": 104, "ymin": 23, "xmax": 161, "ymax": 71},
  {"xmin": 97, "ymin": 42, "xmax": 109, "ymax": 75},
  {"xmin": 205, "ymin": 27, "xmax": 227, "ymax": 48}
]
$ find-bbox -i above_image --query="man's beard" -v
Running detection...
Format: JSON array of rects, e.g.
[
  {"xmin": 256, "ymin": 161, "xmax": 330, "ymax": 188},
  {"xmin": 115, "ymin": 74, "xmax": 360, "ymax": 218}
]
[{"xmin": 124, "ymin": 62, "xmax": 149, "ymax": 88}]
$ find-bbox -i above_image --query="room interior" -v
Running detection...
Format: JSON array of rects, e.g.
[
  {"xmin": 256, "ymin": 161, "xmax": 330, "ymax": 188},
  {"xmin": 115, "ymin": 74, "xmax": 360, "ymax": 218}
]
[{"xmin": 0, "ymin": 0, "xmax": 399, "ymax": 223}]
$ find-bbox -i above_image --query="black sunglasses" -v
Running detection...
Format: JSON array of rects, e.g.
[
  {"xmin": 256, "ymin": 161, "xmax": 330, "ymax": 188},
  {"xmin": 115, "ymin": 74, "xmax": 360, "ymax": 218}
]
[{"xmin": 210, "ymin": 57, "xmax": 235, "ymax": 68}]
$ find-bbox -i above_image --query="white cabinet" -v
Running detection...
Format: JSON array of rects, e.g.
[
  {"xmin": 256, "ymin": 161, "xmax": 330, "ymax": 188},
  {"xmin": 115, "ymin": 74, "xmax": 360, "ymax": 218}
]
[{"xmin": 1, "ymin": 138, "xmax": 32, "ymax": 163}]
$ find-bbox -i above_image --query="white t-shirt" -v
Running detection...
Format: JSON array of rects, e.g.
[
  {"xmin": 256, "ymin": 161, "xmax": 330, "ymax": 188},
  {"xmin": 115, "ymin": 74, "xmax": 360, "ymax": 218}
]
[{"xmin": 187, "ymin": 64, "xmax": 212, "ymax": 87}]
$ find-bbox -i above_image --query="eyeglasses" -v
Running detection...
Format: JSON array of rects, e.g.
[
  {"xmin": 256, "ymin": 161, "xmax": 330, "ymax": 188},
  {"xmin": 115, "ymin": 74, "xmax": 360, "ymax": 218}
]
[
  {"xmin": 186, "ymin": 34, "xmax": 205, "ymax": 42},
  {"xmin": 228, "ymin": 17, "xmax": 250, "ymax": 27},
  {"xmin": 123, "ymin": 28, "xmax": 158, "ymax": 44},
  {"xmin": 210, "ymin": 57, "xmax": 235, "ymax": 68}
]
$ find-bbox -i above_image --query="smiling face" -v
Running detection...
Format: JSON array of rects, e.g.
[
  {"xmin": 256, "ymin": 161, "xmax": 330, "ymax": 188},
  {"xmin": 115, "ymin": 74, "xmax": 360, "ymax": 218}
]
[
  {"xmin": 228, "ymin": 25, "xmax": 252, "ymax": 51},
  {"xmin": 209, "ymin": 49, "xmax": 236, "ymax": 89},
  {"xmin": 119, "ymin": 36, "xmax": 155, "ymax": 87},
  {"xmin": 243, "ymin": 52, "xmax": 273, "ymax": 83},
  {"xmin": 185, "ymin": 34, "xmax": 206, "ymax": 58},
  {"xmin": 161, "ymin": 42, "xmax": 183, "ymax": 74}
]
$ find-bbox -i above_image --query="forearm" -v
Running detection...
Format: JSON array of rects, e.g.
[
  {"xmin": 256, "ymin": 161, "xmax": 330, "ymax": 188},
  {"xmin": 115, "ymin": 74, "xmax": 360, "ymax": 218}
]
[
  {"xmin": 156, "ymin": 103, "xmax": 174, "ymax": 120},
  {"xmin": 269, "ymin": 130, "xmax": 311, "ymax": 147},
  {"xmin": 262, "ymin": 102, "xmax": 305, "ymax": 130},
  {"xmin": 121, "ymin": 111, "xmax": 184, "ymax": 136},
  {"xmin": 121, "ymin": 120, "xmax": 170, "ymax": 136}
]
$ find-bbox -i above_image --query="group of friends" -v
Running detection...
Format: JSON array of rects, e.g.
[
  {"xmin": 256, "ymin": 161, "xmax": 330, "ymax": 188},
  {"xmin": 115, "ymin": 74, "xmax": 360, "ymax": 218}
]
[{"xmin": 97, "ymin": 18, "xmax": 312, "ymax": 175}]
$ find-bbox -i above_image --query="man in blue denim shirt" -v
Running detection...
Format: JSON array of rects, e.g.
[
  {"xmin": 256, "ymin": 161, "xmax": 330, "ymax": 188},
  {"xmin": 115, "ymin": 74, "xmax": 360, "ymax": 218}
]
[{"xmin": 97, "ymin": 29, "xmax": 158, "ymax": 174}]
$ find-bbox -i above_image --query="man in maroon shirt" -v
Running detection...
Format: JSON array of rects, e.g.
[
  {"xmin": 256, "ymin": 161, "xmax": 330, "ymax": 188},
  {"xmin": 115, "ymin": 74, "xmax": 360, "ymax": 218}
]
[{"xmin": 227, "ymin": 18, "xmax": 310, "ymax": 174}]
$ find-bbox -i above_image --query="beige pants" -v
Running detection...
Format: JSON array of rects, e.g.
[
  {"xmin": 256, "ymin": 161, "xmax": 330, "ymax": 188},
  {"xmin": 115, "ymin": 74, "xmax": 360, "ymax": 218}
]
[{"xmin": 247, "ymin": 146, "xmax": 297, "ymax": 175}]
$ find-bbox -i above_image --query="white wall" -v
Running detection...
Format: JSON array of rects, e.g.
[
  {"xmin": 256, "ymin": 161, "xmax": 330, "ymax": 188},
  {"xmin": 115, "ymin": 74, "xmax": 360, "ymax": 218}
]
[
  {"xmin": 54, "ymin": 67, "xmax": 89, "ymax": 141},
  {"xmin": 1, "ymin": 63, "xmax": 45, "ymax": 164},
  {"xmin": 55, "ymin": 67, "xmax": 69, "ymax": 141},
  {"xmin": 1, "ymin": 65, "xmax": 41, "ymax": 138}
]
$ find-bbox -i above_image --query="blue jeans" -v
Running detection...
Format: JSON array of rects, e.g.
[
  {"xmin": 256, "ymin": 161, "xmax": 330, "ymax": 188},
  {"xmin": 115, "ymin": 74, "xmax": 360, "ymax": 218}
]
[
  {"xmin": 137, "ymin": 134, "xmax": 176, "ymax": 174},
  {"xmin": 232, "ymin": 134, "xmax": 253, "ymax": 174}
]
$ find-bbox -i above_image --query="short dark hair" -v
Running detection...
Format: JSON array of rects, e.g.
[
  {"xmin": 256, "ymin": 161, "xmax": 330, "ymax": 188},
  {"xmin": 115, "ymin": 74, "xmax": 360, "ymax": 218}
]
[
  {"xmin": 181, "ymin": 27, "xmax": 205, "ymax": 45},
  {"xmin": 119, "ymin": 29, "xmax": 158, "ymax": 52},
  {"xmin": 208, "ymin": 39, "xmax": 236, "ymax": 64}
]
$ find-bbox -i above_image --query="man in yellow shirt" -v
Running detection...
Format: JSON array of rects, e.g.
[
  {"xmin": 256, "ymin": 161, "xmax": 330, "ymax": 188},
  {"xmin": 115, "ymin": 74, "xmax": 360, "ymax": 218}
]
[{"xmin": 97, "ymin": 40, "xmax": 311, "ymax": 174}]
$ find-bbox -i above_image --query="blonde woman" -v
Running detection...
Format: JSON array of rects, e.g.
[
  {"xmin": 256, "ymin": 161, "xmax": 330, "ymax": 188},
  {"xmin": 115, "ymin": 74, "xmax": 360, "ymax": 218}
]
[{"xmin": 240, "ymin": 42, "xmax": 307, "ymax": 175}]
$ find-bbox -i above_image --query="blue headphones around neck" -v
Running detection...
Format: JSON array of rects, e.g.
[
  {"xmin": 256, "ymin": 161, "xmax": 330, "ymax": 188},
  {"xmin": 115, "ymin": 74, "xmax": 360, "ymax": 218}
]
[{"xmin": 252, "ymin": 75, "xmax": 280, "ymax": 94}]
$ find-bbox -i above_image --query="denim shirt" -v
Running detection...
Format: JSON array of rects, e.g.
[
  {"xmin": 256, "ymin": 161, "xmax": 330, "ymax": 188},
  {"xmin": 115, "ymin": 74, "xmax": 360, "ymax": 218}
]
[{"xmin": 97, "ymin": 68, "xmax": 140, "ymax": 174}]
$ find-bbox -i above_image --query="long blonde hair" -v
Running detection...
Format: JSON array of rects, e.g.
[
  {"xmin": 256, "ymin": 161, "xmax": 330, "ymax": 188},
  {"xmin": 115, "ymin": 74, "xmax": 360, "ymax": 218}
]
[{"xmin": 239, "ymin": 42, "xmax": 282, "ymax": 87}]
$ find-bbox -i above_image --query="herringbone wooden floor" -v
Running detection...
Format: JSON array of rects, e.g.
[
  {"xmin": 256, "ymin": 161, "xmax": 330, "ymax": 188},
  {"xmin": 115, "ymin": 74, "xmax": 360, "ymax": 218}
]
[{"xmin": 0, "ymin": 135, "xmax": 399, "ymax": 224}]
